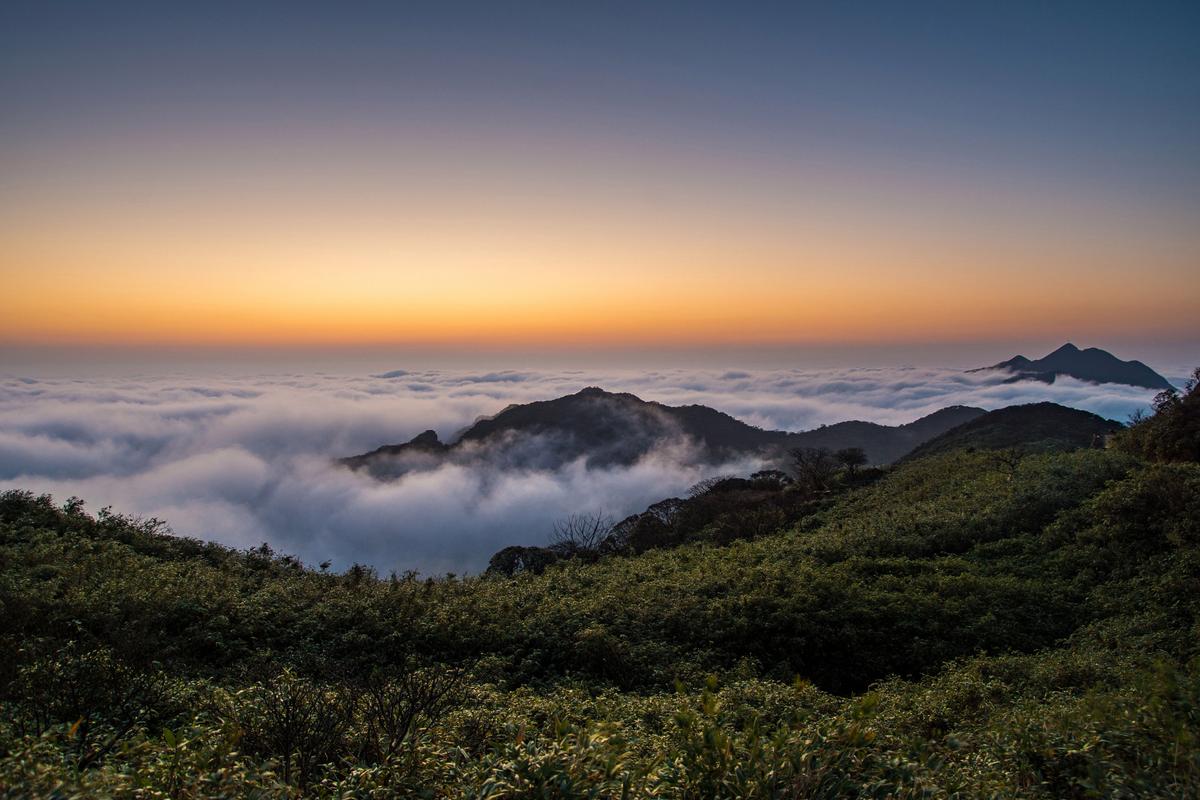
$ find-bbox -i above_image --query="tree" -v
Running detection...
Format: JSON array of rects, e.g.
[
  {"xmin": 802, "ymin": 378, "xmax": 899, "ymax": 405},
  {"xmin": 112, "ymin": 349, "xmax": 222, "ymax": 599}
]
[
  {"xmin": 711, "ymin": 506, "xmax": 787, "ymax": 545},
  {"xmin": 789, "ymin": 447, "xmax": 839, "ymax": 492},
  {"xmin": 486, "ymin": 545, "xmax": 560, "ymax": 577},
  {"xmin": 360, "ymin": 663, "xmax": 467, "ymax": 763},
  {"xmin": 990, "ymin": 447, "xmax": 1026, "ymax": 476},
  {"xmin": 550, "ymin": 512, "xmax": 613, "ymax": 560},
  {"xmin": 601, "ymin": 500, "xmax": 685, "ymax": 555},
  {"xmin": 8, "ymin": 643, "xmax": 178, "ymax": 771},
  {"xmin": 686, "ymin": 475, "xmax": 737, "ymax": 498},
  {"xmin": 645, "ymin": 497, "xmax": 686, "ymax": 526},
  {"xmin": 749, "ymin": 469, "xmax": 792, "ymax": 488},
  {"xmin": 1114, "ymin": 366, "xmax": 1200, "ymax": 463},
  {"xmin": 834, "ymin": 447, "xmax": 868, "ymax": 477},
  {"xmin": 225, "ymin": 669, "xmax": 357, "ymax": 788}
]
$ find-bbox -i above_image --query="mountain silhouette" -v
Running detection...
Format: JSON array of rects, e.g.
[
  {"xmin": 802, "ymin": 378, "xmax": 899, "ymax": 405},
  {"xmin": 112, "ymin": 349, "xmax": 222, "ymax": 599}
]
[
  {"xmin": 972, "ymin": 343, "xmax": 1173, "ymax": 390},
  {"xmin": 902, "ymin": 402, "xmax": 1123, "ymax": 462},
  {"xmin": 341, "ymin": 387, "xmax": 985, "ymax": 479}
]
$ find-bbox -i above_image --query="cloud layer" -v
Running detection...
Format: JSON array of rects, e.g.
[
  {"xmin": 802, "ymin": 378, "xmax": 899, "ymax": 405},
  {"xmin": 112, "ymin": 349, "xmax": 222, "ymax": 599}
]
[{"xmin": 0, "ymin": 365, "xmax": 1165, "ymax": 574}]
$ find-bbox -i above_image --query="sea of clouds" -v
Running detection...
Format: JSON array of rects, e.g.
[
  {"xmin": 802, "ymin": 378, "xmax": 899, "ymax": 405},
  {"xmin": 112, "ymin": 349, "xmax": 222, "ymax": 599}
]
[{"xmin": 0, "ymin": 365, "xmax": 1174, "ymax": 574}]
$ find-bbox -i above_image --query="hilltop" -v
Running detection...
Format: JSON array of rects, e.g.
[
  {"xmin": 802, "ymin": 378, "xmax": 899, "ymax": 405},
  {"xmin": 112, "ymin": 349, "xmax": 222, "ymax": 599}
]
[
  {"xmin": 901, "ymin": 402, "xmax": 1122, "ymax": 461},
  {"xmin": 342, "ymin": 387, "xmax": 984, "ymax": 477}
]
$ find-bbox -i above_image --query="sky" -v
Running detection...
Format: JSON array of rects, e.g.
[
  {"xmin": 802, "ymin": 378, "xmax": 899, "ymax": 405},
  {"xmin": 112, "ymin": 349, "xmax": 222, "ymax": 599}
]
[{"xmin": 2, "ymin": 1, "xmax": 1198, "ymax": 360}]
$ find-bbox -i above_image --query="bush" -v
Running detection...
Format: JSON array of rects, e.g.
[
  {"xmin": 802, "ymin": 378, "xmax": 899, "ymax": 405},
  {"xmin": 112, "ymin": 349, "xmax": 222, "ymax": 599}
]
[{"xmin": 1114, "ymin": 366, "xmax": 1200, "ymax": 462}]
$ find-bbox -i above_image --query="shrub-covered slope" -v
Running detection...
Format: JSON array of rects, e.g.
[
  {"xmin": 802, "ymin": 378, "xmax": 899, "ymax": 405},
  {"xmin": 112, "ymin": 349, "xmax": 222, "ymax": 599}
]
[{"xmin": 2, "ymin": 416, "xmax": 1199, "ymax": 795}]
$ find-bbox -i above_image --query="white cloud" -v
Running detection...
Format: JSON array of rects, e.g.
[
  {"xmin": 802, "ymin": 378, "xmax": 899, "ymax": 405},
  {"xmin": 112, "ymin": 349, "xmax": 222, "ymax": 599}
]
[{"xmin": 0, "ymin": 366, "xmax": 1161, "ymax": 574}]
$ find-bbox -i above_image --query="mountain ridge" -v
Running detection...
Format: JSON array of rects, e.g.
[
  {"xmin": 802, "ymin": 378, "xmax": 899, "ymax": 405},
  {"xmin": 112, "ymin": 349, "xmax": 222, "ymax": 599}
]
[
  {"xmin": 972, "ymin": 343, "xmax": 1173, "ymax": 390},
  {"xmin": 342, "ymin": 387, "xmax": 986, "ymax": 478}
]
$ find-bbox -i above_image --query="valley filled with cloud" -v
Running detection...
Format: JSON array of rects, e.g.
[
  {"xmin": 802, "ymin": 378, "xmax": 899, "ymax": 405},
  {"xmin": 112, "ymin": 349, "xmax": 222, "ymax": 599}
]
[{"xmin": 0, "ymin": 365, "xmax": 1168, "ymax": 574}]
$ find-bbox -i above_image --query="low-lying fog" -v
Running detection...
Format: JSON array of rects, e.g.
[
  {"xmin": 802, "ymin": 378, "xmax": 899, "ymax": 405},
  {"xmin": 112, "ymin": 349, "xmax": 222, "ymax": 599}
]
[{"xmin": 0, "ymin": 366, "xmax": 1173, "ymax": 574}]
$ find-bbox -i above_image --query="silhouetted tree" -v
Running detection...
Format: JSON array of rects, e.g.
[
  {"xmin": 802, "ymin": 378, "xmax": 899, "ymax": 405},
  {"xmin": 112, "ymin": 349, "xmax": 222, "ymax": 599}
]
[
  {"xmin": 835, "ymin": 447, "xmax": 868, "ymax": 477},
  {"xmin": 789, "ymin": 447, "xmax": 839, "ymax": 492},
  {"xmin": 486, "ymin": 545, "xmax": 559, "ymax": 577},
  {"xmin": 645, "ymin": 497, "xmax": 686, "ymax": 526},
  {"xmin": 686, "ymin": 476, "xmax": 736, "ymax": 498},
  {"xmin": 602, "ymin": 499, "xmax": 686, "ymax": 555},
  {"xmin": 550, "ymin": 512, "xmax": 612, "ymax": 560},
  {"xmin": 345, "ymin": 562, "xmax": 376, "ymax": 586}
]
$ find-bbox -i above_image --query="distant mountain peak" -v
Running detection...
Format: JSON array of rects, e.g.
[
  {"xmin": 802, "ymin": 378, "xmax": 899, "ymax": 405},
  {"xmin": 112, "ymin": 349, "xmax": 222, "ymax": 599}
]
[
  {"xmin": 410, "ymin": 430, "xmax": 442, "ymax": 447},
  {"xmin": 973, "ymin": 343, "xmax": 1172, "ymax": 391}
]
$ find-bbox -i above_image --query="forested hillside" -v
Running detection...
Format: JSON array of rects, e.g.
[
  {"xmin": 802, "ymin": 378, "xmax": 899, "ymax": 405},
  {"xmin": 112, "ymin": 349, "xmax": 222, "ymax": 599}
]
[
  {"xmin": 900, "ymin": 402, "xmax": 1121, "ymax": 461},
  {"xmin": 1, "ymin": 372, "xmax": 1198, "ymax": 797}
]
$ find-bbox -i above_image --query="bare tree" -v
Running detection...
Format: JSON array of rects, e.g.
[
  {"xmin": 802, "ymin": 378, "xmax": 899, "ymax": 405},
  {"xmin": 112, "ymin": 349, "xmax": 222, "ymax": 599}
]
[
  {"xmin": 360, "ymin": 663, "xmax": 468, "ymax": 763},
  {"xmin": 550, "ymin": 512, "xmax": 613, "ymax": 559},
  {"xmin": 231, "ymin": 669, "xmax": 357, "ymax": 788},
  {"xmin": 789, "ymin": 447, "xmax": 839, "ymax": 492}
]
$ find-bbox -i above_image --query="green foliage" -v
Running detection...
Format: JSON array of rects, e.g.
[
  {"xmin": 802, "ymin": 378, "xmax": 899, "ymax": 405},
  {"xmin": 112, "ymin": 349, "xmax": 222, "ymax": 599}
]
[
  {"xmin": 1114, "ymin": 367, "xmax": 1200, "ymax": 462},
  {"xmin": 2, "ymin": 427, "xmax": 1198, "ymax": 796}
]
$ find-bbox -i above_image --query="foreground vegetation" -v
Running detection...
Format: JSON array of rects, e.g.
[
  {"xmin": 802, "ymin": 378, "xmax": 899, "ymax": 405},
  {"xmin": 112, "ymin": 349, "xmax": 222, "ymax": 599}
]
[{"xmin": 2, "ymin": 372, "xmax": 1198, "ymax": 797}]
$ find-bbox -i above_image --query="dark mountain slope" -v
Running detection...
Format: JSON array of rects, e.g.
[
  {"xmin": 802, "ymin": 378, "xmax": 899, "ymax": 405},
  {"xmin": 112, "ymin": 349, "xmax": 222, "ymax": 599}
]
[
  {"xmin": 456, "ymin": 386, "xmax": 783, "ymax": 462},
  {"xmin": 340, "ymin": 429, "xmax": 450, "ymax": 475},
  {"xmin": 787, "ymin": 405, "xmax": 984, "ymax": 464},
  {"xmin": 972, "ymin": 343, "xmax": 1173, "ymax": 390},
  {"xmin": 342, "ymin": 387, "xmax": 986, "ymax": 478},
  {"xmin": 902, "ymin": 402, "xmax": 1122, "ymax": 461}
]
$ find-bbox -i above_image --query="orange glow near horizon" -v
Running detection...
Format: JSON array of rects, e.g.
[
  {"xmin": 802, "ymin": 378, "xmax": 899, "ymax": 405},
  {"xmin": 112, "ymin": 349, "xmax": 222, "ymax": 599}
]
[{"xmin": 2, "ymin": 128, "xmax": 1198, "ymax": 350}]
